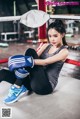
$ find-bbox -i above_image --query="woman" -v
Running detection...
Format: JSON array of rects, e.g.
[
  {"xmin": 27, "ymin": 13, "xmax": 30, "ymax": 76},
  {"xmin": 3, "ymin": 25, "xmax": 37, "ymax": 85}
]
[{"xmin": 0, "ymin": 19, "xmax": 69, "ymax": 104}]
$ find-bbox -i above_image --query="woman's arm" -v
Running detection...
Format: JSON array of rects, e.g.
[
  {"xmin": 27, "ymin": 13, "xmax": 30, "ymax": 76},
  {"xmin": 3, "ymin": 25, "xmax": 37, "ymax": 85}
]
[
  {"xmin": 37, "ymin": 43, "xmax": 49, "ymax": 56},
  {"xmin": 34, "ymin": 48, "xmax": 69, "ymax": 66}
]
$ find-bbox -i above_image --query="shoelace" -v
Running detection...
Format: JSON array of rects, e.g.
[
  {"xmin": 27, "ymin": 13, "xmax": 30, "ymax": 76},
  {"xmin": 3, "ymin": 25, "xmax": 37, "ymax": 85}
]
[{"xmin": 8, "ymin": 87, "xmax": 21, "ymax": 97}]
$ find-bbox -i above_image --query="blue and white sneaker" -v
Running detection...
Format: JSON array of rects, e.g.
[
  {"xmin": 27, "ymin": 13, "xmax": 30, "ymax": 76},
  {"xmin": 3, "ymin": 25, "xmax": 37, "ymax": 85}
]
[{"xmin": 3, "ymin": 85, "xmax": 27, "ymax": 104}]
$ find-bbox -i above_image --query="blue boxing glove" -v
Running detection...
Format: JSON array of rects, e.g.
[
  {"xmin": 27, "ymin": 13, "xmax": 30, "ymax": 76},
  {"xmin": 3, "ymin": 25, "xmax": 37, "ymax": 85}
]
[
  {"xmin": 15, "ymin": 68, "xmax": 29, "ymax": 79},
  {"xmin": 8, "ymin": 55, "xmax": 34, "ymax": 71}
]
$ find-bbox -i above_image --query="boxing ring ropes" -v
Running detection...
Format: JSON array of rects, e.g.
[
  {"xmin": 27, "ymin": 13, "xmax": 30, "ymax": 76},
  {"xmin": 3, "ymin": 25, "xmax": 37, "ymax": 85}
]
[{"xmin": 0, "ymin": 10, "xmax": 80, "ymax": 67}]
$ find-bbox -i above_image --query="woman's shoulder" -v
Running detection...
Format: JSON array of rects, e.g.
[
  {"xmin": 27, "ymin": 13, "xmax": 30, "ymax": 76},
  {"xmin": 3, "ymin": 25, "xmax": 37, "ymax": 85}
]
[{"xmin": 59, "ymin": 47, "xmax": 69, "ymax": 56}]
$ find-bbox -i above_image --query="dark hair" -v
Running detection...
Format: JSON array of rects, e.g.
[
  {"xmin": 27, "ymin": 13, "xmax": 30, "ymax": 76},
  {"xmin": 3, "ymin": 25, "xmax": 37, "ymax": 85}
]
[{"xmin": 47, "ymin": 19, "xmax": 67, "ymax": 45}]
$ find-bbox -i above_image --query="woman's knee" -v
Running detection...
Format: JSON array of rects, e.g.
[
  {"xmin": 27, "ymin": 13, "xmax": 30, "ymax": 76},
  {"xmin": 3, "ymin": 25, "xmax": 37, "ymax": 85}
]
[
  {"xmin": 25, "ymin": 48, "xmax": 35, "ymax": 56},
  {"xmin": 25, "ymin": 48, "xmax": 38, "ymax": 58}
]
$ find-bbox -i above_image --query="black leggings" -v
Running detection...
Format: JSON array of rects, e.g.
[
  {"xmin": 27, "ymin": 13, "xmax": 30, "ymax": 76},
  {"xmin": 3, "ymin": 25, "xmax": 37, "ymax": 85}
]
[{"xmin": 0, "ymin": 48, "xmax": 53, "ymax": 95}]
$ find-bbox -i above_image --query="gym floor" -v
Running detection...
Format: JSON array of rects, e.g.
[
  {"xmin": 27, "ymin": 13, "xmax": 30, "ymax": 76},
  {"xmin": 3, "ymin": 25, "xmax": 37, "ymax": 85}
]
[{"xmin": 0, "ymin": 42, "xmax": 80, "ymax": 119}]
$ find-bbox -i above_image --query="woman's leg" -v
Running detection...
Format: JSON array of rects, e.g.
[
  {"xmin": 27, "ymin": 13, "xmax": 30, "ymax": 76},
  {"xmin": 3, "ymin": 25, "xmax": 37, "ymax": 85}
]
[
  {"xmin": 0, "ymin": 48, "xmax": 53, "ymax": 95},
  {"xmin": 0, "ymin": 69, "xmax": 31, "ymax": 90},
  {"xmin": 24, "ymin": 48, "xmax": 53, "ymax": 95},
  {"xmin": 3, "ymin": 69, "xmax": 28, "ymax": 104},
  {"xmin": 0, "ymin": 69, "xmax": 16, "ymax": 84},
  {"xmin": 13, "ymin": 48, "xmax": 39, "ymax": 89},
  {"xmin": 30, "ymin": 65, "xmax": 53, "ymax": 95},
  {"xmin": 3, "ymin": 48, "xmax": 52, "ymax": 104}
]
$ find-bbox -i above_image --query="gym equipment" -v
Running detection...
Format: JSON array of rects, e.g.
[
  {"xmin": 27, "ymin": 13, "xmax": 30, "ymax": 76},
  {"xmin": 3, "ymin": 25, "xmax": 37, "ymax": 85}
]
[
  {"xmin": 8, "ymin": 55, "xmax": 34, "ymax": 71},
  {"xmin": 20, "ymin": 10, "xmax": 80, "ymax": 28}
]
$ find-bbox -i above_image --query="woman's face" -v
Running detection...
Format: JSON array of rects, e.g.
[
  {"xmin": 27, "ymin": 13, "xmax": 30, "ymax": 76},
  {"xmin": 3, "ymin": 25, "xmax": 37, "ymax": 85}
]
[{"xmin": 48, "ymin": 28, "xmax": 64, "ymax": 47}]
